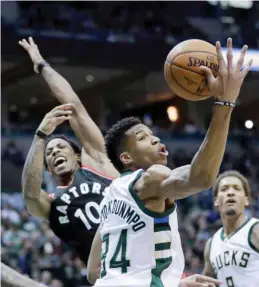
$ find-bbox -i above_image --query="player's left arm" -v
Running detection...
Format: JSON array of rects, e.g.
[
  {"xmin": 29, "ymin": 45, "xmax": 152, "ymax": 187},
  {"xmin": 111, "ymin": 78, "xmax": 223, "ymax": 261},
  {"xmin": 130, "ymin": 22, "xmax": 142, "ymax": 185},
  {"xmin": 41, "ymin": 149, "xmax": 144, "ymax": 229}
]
[
  {"xmin": 250, "ymin": 222, "xmax": 259, "ymax": 252},
  {"xmin": 18, "ymin": 37, "xmax": 109, "ymax": 164},
  {"xmin": 87, "ymin": 226, "xmax": 102, "ymax": 284}
]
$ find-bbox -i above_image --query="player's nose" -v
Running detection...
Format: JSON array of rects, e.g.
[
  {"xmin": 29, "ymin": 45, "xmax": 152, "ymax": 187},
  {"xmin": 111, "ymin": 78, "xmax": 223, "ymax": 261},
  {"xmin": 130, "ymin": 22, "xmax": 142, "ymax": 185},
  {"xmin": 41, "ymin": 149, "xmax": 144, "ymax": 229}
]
[
  {"xmin": 227, "ymin": 188, "xmax": 235, "ymax": 196},
  {"xmin": 52, "ymin": 148, "xmax": 60, "ymax": 157},
  {"xmin": 151, "ymin": 136, "xmax": 160, "ymax": 145}
]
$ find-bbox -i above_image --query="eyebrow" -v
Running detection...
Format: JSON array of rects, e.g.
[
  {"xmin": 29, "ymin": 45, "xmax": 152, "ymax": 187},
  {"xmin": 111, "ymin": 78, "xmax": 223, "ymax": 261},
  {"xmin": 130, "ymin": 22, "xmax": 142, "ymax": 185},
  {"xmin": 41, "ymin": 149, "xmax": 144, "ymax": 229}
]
[{"xmin": 135, "ymin": 129, "xmax": 152, "ymax": 135}]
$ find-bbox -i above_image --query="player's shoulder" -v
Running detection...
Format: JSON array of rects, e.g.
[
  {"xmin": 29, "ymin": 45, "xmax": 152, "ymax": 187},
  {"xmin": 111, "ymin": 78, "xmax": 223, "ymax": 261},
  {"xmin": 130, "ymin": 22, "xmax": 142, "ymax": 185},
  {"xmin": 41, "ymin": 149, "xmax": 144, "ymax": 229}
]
[
  {"xmin": 80, "ymin": 165, "xmax": 115, "ymax": 181},
  {"xmin": 114, "ymin": 169, "xmax": 144, "ymax": 184},
  {"xmin": 248, "ymin": 218, "xmax": 259, "ymax": 252},
  {"xmin": 204, "ymin": 237, "xmax": 213, "ymax": 252}
]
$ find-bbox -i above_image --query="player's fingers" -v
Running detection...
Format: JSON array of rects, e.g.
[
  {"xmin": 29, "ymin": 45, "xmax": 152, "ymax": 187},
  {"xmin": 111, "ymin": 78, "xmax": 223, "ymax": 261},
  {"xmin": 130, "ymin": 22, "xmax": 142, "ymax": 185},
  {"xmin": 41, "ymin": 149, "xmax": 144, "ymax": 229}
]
[
  {"xmin": 55, "ymin": 116, "xmax": 72, "ymax": 125},
  {"xmin": 216, "ymin": 41, "xmax": 227, "ymax": 71},
  {"xmin": 22, "ymin": 38, "xmax": 30, "ymax": 45},
  {"xmin": 51, "ymin": 104, "xmax": 74, "ymax": 112},
  {"xmin": 51, "ymin": 110, "xmax": 73, "ymax": 118},
  {"xmin": 184, "ymin": 282, "xmax": 210, "ymax": 287},
  {"xmin": 29, "ymin": 37, "xmax": 36, "ymax": 45},
  {"xmin": 196, "ymin": 275, "xmax": 221, "ymax": 285},
  {"xmin": 236, "ymin": 44, "xmax": 248, "ymax": 72},
  {"xmin": 226, "ymin": 38, "xmax": 233, "ymax": 71},
  {"xmin": 241, "ymin": 58, "xmax": 253, "ymax": 78},
  {"xmin": 199, "ymin": 66, "xmax": 215, "ymax": 85},
  {"xmin": 18, "ymin": 39, "xmax": 29, "ymax": 48}
]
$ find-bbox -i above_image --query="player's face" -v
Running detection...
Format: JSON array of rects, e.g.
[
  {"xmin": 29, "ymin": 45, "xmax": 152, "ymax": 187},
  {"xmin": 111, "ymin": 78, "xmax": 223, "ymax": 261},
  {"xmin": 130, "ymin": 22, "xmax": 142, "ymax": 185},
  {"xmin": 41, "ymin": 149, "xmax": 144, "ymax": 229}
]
[
  {"xmin": 214, "ymin": 176, "xmax": 249, "ymax": 217},
  {"xmin": 121, "ymin": 124, "xmax": 169, "ymax": 170},
  {"xmin": 45, "ymin": 138, "xmax": 79, "ymax": 176}
]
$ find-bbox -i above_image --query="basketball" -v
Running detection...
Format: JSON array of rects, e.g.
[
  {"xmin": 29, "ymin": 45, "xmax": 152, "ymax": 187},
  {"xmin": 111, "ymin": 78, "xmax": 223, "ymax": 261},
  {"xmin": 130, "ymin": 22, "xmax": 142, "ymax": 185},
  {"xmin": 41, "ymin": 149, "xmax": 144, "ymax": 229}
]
[{"xmin": 164, "ymin": 39, "xmax": 219, "ymax": 101}]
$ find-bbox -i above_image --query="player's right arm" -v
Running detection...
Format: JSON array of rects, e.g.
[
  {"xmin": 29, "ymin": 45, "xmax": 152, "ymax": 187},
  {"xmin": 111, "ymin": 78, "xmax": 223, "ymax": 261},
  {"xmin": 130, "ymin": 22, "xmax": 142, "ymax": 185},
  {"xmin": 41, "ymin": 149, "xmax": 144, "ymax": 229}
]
[
  {"xmin": 203, "ymin": 238, "xmax": 216, "ymax": 278},
  {"xmin": 19, "ymin": 38, "xmax": 118, "ymax": 177},
  {"xmin": 22, "ymin": 104, "xmax": 72, "ymax": 219},
  {"xmin": 87, "ymin": 226, "xmax": 102, "ymax": 284}
]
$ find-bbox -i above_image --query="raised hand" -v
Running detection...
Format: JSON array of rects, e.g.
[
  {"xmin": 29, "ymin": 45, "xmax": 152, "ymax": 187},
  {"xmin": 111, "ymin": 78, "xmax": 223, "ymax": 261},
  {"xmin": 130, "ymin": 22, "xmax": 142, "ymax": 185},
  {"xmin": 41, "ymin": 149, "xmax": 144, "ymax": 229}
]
[
  {"xmin": 38, "ymin": 104, "xmax": 73, "ymax": 136},
  {"xmin": 200, "ymin": 38, "xmax": 253, "ymax": 103},
  {"xmin": 18, "ymin": 37, "xmax": 44, "ymax": 73}
]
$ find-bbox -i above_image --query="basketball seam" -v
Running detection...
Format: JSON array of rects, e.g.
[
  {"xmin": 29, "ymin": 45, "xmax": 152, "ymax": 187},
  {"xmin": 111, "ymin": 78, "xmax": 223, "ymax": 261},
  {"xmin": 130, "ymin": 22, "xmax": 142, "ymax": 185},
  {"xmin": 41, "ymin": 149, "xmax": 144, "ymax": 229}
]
[
  {"xmin": 170, "ymin": 63, "xmax": 205, "ymax": 76},
  {"xmin": 166, "ymin": 63, "xmax": 208, "ymax": 97},
  {"xmin": 168, "ymin": 50, "xmax": 218, "ymax": 63}
]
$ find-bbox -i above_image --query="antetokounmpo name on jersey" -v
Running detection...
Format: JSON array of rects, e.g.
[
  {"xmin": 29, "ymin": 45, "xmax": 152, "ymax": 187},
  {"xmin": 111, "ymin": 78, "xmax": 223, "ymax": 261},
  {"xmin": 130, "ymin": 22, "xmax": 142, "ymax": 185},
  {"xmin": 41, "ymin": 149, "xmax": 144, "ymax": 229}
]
[
  {"xmin": 101, "ymin": 199, "xmax": 146, "ymax": 232},
  {"xmin": 211, "ymin": 250, "xmax": 250, "ymax": 275},
  {"xmin": 56, "ymin": 182, "xmax": 108, "ymax": 228}
]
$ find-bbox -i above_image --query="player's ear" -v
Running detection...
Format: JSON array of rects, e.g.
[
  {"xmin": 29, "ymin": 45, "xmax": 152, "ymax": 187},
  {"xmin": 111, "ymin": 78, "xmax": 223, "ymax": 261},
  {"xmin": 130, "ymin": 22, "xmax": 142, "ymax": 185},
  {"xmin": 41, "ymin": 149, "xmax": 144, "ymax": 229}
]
[
  {"xmin": 214, "ymin": 197, "xmax": 219, "ymax": 208},
  {"xmin": 244, "ymin": 196, "xmax": 249, "ymax": 207},
  {"xmin": 120, "ymin": 152, "xmax": 133, "ymax": 166}
]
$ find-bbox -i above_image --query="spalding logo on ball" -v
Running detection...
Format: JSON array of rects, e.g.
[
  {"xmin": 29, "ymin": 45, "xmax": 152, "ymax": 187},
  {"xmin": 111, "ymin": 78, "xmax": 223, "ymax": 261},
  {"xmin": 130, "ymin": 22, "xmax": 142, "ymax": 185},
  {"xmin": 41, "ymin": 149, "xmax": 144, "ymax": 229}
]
[{"xmin": 164, "ymin": 39, "xmax": 219, "ymax": 101}]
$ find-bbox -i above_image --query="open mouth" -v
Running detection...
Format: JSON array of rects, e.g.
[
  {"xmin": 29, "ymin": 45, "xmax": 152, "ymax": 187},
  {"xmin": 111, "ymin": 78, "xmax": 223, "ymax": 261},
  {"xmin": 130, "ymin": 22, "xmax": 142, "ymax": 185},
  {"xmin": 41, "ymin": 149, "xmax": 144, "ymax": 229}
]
[
  {"xmin": 54, "ymin": 156, "xmax": 67, "ymax": 167},
  {"xmin": 159, "ymin": 145, "xmax": 169, "ymax": 156},
  {"xmin": 226, "ymin": 199, "xmax": 236, "ymax": 204}
]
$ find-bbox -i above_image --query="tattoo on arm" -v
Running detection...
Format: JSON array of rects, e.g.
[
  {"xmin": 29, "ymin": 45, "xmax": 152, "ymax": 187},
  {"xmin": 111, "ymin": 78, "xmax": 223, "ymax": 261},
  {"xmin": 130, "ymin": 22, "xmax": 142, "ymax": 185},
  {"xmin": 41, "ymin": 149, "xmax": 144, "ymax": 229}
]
[{"xmin": 22, "ymin": 135, "xmax": 45, "ymax": 199}]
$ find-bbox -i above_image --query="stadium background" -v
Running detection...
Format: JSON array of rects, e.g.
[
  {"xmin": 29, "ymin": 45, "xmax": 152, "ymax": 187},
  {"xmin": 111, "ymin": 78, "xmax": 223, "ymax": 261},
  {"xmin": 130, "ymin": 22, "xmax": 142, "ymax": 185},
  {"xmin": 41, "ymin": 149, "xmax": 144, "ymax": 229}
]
[{"xmin": 1, "ymin": 1, "xmax": 259, "ymax": 287}]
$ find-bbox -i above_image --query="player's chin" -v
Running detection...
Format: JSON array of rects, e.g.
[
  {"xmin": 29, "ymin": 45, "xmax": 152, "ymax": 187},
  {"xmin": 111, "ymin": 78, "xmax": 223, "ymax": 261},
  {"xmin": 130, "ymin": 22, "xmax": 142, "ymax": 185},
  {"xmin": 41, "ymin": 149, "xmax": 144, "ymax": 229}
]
[
  {"xmin": 224, "ymin": 208, "xmax": 237, "ymax": 216},
  {"xmin": 54, "ymin": 165, "xmax": 72, "ymax": 176},
  {"xmin": 155, "ymin": 157, "xmax": 168, "ymax": 166}
]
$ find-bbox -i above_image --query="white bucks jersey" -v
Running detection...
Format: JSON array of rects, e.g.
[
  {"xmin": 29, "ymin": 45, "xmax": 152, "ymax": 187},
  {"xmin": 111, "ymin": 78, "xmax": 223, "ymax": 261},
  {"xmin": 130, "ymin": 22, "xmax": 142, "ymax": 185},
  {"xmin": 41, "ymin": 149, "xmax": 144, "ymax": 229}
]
[
  {"xmin": 94, "ymin": 169, "xmax": 184, "ymax": 287},
  {"xmin": 209, "ymin": 218, "xmax": 259, "ymax": 287}
]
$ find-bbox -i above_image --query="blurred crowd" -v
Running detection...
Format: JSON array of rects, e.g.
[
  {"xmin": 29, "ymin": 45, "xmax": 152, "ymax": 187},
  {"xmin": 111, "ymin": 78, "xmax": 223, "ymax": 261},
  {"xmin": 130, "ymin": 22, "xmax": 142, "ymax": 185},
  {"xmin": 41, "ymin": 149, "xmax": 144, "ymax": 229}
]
[
  {"xmin": 2, "ymin": 1, "xmax": 259, "ymax": 47},
  {"xmin": 2, "ymin": 134, "xmax": 258, "ymax": 286}
]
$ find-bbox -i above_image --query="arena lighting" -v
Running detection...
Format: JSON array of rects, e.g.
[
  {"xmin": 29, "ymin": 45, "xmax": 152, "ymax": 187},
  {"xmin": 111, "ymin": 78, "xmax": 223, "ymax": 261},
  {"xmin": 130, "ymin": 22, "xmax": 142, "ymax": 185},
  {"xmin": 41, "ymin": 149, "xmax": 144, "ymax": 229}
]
[
  {"xmin": 207, "ymin": 0, "xmax": 253, "ymax": 9},
  {"xmin": 9, "ymin": 105, "xmax": 17, "ymax": 112},
  {"xmin": 221, "ymin": 48, "xmax": 259, "ymax": 71},
  {"xmin": 167, "ymin": 106, "xmax": 179, "ymax": 122},
  {"xmin": 86, "ymin": 74, "xmax": 94, "ymax": 82},
  {"xmin": 245, "ymin": 120, "xmax": 254, "ymax": 129}
]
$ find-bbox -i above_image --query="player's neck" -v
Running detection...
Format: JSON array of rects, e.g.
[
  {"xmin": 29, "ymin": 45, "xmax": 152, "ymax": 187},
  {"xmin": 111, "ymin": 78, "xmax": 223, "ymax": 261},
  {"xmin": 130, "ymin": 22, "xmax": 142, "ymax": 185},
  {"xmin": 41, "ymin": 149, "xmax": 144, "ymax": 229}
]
[
  {"xmin": 56, "ymin": 174, "xmax": 74, "ymax": 187},
  {"xmin": 222, "ymin": 213, "xmax": 247, "ymax": 237},
  {"xmin": 55, "ymin": 166, "xmax": 79, "ymax": 186}
]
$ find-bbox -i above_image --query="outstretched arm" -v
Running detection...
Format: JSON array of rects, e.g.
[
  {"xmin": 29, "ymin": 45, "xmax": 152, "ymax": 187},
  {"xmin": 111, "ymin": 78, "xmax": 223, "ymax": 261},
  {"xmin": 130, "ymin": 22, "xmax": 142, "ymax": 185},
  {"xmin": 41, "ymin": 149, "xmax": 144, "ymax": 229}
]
[
  {"xmin": 1, "ymin": 263, "xmax": 43, "ymax": 287},
  {"xmin": 135, "ymin": 38, "xmax": 252, "ymax": 200},
  {"xmin": 19, "ymin": 37, "xmax": 107, "ymax": 161},
  {"xmin": 22, "ymin": 104, "xmax": 72, "ymax": 219}
]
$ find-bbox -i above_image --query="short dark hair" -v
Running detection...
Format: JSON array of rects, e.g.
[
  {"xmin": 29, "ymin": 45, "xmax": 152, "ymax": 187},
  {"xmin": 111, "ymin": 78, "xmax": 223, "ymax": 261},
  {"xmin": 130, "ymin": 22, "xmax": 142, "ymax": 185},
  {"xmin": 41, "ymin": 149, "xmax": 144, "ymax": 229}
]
[
  {"xmin": 213, "ymin": 170, "xmax": 251, "ymax": 199},
  {"xmin": 44, "ymin": 134, "xmax": 81, "ymax": 168},
  {"xmin": 105, "ymin": 117, "xmax": 141, "ymax": 172}
]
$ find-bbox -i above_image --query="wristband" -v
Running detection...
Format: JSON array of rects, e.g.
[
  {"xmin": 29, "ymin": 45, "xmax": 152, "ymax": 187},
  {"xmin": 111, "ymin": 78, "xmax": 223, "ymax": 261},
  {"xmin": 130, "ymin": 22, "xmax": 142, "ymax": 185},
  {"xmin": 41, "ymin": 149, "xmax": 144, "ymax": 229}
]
[
  {"xmin": 214, "ymin": 101, "xmax": 236, "ymax": 108},
  {"xmin": 36, "ymin": 130, "xmax": 47, "ymax": 139},
  {"xmin": 38, "ymin": 61, "xmax": 50, "ymax": 74}
]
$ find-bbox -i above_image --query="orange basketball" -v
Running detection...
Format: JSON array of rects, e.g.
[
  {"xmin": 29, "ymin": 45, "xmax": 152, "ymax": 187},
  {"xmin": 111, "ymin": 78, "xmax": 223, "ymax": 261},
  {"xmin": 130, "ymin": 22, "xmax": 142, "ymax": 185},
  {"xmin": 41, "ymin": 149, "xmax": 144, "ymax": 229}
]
[{"xmin": 164, "ymin": 39, "xmax": 219, "ymax": 101}]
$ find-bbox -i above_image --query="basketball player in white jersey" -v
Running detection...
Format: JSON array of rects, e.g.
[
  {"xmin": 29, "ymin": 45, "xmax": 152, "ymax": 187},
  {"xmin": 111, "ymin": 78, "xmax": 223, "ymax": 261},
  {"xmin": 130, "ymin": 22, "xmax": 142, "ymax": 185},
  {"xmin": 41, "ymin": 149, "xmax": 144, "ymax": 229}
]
[
  {"xmin": 86, "ymin": 39, "xmax": 253, "ymax": 287},
  {"xmin": 203, "ymin": 170, "xmax": 259, "ymax": 287}
]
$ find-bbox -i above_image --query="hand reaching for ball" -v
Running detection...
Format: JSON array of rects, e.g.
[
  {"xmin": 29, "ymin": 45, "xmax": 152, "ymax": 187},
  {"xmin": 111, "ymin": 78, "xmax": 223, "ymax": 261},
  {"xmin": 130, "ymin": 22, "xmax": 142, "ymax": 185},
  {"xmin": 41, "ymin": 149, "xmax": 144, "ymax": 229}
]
[{"xmin": 200, "ymin": 38, "xmax": 253, "ymax": 103}]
